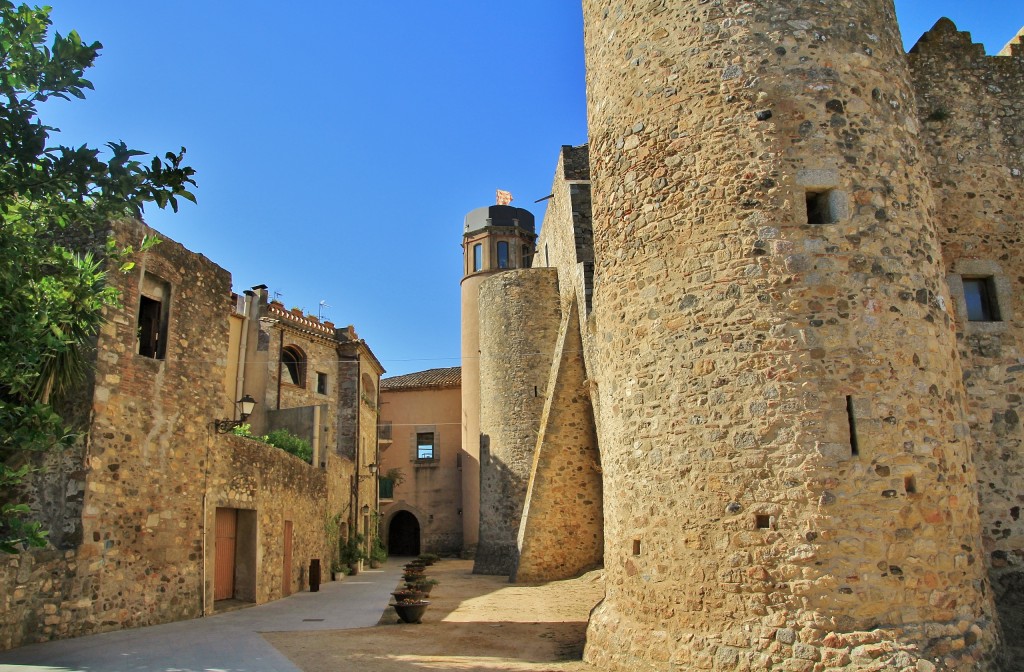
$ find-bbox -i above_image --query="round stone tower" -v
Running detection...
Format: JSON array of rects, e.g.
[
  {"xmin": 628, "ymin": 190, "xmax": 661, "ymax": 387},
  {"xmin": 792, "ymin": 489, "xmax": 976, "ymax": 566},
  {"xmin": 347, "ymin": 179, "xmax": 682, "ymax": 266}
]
[
  {"xmin": 460, "ymin": 204, "xmax": 536, "ymax": 556},
  {"xmin": 581, "ymin": 1, "xmax": 1000, "ymax": 669}
]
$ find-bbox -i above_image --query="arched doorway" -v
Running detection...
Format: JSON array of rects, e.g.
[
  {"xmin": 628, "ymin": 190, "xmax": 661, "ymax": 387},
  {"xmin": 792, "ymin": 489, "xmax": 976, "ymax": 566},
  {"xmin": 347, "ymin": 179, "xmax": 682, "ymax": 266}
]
[{"xmin": 388, "ymin": 511, "xmax": 421, "ymax": 556}]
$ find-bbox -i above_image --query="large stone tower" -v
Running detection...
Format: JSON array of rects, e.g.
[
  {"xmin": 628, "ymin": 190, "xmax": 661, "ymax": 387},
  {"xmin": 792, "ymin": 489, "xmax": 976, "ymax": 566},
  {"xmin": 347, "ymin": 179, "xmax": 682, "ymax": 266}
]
[
  {"xmin": 580, "ymin": 1, "xmax": 1000, "ymax": 669},
  {"xmin": 460, "ymin": 204, "xmax": 536, "ymax": 557}
]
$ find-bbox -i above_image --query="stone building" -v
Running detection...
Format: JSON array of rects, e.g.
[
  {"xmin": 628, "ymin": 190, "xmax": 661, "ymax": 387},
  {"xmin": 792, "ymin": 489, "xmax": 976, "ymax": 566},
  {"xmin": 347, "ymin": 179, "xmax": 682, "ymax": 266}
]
[
  {"xmin": 229, "ymin": 288, "xmax": 384, "ymax": 549},
  {"xmin": 466, "ymin": 6, "xmax": 1024, "ymax": 671},
  {"xmin": 378, "ymin": 367, "xmax": 464, "ymax": 556},
  {"xmin": 0, "ymin": 219, "xmax": 382, "ymax": 650}
]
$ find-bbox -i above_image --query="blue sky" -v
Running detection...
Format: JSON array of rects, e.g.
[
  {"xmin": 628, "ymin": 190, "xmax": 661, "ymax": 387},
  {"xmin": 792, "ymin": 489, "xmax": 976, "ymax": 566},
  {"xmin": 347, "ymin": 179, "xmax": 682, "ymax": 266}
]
[{"xmin": 42, "ymin": 2, "xmax": 1024, "ymax": 377}]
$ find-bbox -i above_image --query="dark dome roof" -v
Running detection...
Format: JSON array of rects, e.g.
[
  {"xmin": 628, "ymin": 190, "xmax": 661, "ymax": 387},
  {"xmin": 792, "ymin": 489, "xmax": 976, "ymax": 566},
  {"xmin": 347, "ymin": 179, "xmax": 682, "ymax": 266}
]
[{"xmin": 463, "ymin": 205, "xmax": 535, "ymax": 235}]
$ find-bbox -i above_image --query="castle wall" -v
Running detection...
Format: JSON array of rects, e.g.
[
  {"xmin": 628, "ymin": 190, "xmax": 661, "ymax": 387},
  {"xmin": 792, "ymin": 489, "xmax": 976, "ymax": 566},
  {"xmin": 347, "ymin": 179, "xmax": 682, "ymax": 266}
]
[
  {"xmin": 908, "ymin": 20, "xmax": 1024, "ymax": 657},
  {"xmin": 474, "ymin": 269, "xmax": 561, "ymax": 575},
  {"xmin": 581, "ymin": 1, "xmax": 998, "ymax": 669},
  {"xmin": 514, "ymin": 301, "xmax": 603, "ymax": 583},
  {"xmin": 534, "ymin": 145, "xmax": 594, "ymax": 319}
]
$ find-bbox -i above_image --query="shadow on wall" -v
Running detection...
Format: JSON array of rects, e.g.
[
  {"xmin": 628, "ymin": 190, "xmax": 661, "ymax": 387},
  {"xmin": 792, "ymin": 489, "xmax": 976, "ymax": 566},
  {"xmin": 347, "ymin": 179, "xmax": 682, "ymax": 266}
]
[
  {"xmin": 474, "ymin": 434, "xmax": 530, "ymax": 577},
  {"xmin": 995, "ymin": 573, "xmax": 1024, "ymax": 669}
]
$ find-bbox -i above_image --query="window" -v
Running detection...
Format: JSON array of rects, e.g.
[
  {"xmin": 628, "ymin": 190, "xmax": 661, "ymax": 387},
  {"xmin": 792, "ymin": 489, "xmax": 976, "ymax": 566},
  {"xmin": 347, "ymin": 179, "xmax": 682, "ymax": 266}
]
[
  {"xmin": 379, "ymin": 477, "xmax": 394, "ymax": 500},
  {"xmin": 497, "ymin": 241, "xmax": 509, "ymax": 269},
  {"xmin": 281, "ymin": 345, "xmax": 306, "ymax": 387},
  {"xmin": 316, "ymin": 372, "xmax": 328, "ymax": 395},
  {"xmin": 137, "ymin": 273, "xmax": 170, "ymax": 359},
  {"xmin": 416, "ymin": 432, "xmax": 435, "ymax": 460},
  {"xmin": 522, "ymin": 244, "xmax": 531, "ymax": 268},
  {"xmin": 806, "ymin": 190, "xmax": 835, "ymax": 224},
  {"xmin": 963, "ymin": 277, "xmax": 1000, "ymax": 322},
  {"xmin": 473, "ymin": 243, "xmax": 482, "ymax": 272}
]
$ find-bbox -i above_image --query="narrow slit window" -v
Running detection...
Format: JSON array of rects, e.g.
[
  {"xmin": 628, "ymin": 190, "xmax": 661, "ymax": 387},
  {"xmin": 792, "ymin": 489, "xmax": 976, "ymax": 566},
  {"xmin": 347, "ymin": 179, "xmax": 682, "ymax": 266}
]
[
  {"xmin": 137, "ymin": 273, "xmax": 170, "ymax": 359},
  {"xmin": 316, "ymin": 372, "xmax": 328, "ymax": 395},
  {"xmin": 806, "ymin": 190, "xmax": 835, "ymax": 224},
  {"xmin": 632, "ymin": 539, "xmax": 641, "ymax": 556},
  {"xmin": 904, "ymin": 476, "xmax": 917, "ymax": 494},
  {"xmin": 846, "ymin": 395, "xmax": 859, "ymax": 456},
  {"xmin": 962, "ymin": 277, "xmax": 1000, "ymax": 322}
]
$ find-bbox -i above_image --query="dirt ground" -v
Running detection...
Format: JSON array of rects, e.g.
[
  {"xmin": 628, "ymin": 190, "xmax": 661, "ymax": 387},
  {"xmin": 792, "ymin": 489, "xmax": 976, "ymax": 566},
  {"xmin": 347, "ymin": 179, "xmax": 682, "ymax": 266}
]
[{"xmin": 264, "ymin": 559, "xmax": 605, "ymax": 672}]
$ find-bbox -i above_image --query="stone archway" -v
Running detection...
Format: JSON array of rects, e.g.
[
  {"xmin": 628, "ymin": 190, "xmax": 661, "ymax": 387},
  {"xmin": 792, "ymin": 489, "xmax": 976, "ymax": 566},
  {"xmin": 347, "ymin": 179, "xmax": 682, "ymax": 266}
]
[{"xmin": 388, "ymin": 510, "xmax": 421, "ymax": 556}]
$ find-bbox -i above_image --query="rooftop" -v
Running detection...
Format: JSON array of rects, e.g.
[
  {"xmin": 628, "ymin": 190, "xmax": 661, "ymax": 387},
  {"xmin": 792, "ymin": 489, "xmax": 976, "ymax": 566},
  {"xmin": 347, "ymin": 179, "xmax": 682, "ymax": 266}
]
[{"xmin": 381, "ymin": 366, "xmax": 461, "ymax": 391}]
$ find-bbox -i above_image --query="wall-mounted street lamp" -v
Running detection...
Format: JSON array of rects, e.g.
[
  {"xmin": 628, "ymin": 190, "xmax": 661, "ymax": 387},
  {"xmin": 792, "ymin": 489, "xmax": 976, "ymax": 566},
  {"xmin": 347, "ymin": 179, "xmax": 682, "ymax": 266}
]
[
  {"xmin": 357, "ymin": 463, "xmax": 378, "ymax": 481},
  {"xmin": 361, "ymin": 504, "xmax": 371, "ymax": 516},
  {"xmin": 214, "ymin": 394, "xmax": 257, "ymax": 433}
]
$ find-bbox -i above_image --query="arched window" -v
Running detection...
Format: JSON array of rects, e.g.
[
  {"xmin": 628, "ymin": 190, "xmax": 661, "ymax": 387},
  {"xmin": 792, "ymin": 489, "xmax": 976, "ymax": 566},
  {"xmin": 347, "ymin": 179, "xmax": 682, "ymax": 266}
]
[
  {"xmin": 281, "ymin": 345, "xmax": 307, "ymax": 387},
  {"xmin": 473, "ymin": 243, "xmax": 482, "ymax": 272},
  {"xmin": 497, "ymin": 241, "xmax": 509, "ymax": 269}
]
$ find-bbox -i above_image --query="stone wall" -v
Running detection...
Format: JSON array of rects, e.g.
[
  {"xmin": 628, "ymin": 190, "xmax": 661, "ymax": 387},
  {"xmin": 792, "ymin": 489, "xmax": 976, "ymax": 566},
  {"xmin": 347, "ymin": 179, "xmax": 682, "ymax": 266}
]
[
  {"xmin": 581, "ymin": 1, "xmax": 998, "ymax": 669},
  {"xmin": 909, "ymin": 20, "xmax": 1024, "ymax": 661},
  {"xmin": 204, "ymin": 434, "xmax": 335, "ymax": 606},
  {"xmin": 514, "ymin": 301, "xmax": 603, "ymax": 582},
  {"xmin": 0, "ymin": 221, "xmax": 354, "ymax": 651},
  {"xmin": 474, "ymin": 269, "xmax": 561, "ymax": 575},
  {"xmin": 1, "ymin": 219, "xmax": 229, "ymax": 649},
  {"xmin": 534, "ymin": 144, "xmax": 594, "ymax": 320},
  {"xmin": 253, "ymin": 301, "xmax": 341, "ymax": 456}
]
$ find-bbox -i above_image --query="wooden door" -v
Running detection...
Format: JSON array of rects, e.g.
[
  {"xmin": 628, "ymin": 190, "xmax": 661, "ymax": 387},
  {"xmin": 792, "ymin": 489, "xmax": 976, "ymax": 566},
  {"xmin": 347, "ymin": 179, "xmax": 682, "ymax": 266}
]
[
  {"xmin": 282, "ymin": 520, "xmax": 293, "ymax": 597},
  {"xmin": 215, "ymin": 508, "xmax": 237, "ymax": 600}
]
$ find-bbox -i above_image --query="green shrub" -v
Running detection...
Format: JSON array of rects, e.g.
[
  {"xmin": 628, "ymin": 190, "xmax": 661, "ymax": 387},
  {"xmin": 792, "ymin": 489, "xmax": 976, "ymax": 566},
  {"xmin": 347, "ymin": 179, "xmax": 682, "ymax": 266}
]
[
  {"xmin": 265, "ymin": 428, "xmax": 311, "ymax": 462},
  {"xmin": 231, "ymin": 424, "xmax": 311, "ymax": 463}
]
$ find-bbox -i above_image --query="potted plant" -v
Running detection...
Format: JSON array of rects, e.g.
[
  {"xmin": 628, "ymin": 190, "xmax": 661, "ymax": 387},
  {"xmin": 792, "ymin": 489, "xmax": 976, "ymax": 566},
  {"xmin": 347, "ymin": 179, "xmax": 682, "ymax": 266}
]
[
  {"xmin": 330, "ymin": 560, "xmax": 349, "ymax": 582},
  {"xmin": 369, "ymin": 536, "xmax": 387, "ymax": 569},
  {"xmin": 392, "ymin": 588, "xmax": 424, "ymax": 602},
  {"xmin": 409, "ymin": 577, "xmax": 439, "ymax": 596},
  {"xmin": 391, "ymin": 598, "xmax": 430, "ymax": 624},
  {"xmin": 339, "ymin": 533, "xmax": 367, "ymax": 576},
  {"xmin": 418, "ymin": 553, "xmax": 440, "ymax": 566}
]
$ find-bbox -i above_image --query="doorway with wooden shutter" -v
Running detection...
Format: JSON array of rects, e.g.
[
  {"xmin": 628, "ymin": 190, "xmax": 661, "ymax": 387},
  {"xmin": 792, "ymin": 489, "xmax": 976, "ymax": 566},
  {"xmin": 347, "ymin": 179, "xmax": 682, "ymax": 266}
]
[{"xmin": 215, "ymin": 507, "xmax": 257, "ymax": 604}]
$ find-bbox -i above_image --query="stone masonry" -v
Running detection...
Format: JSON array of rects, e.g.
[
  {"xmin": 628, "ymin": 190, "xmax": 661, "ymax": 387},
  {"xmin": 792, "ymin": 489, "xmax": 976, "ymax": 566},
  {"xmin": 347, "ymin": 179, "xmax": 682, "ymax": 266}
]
[
  {"xmin": 474, "ymin": 269, "xmax": 561, "ymax": 575},
  {"xmin": 0, "ymin": 220, "xmax": 364, "ymax": 650},
  {"xmin": 575, "ymin": 1, "xmax": 1005, "ymax": 669},
  {"xmin": 910, "ymin": 19, "xmax": 1024, "ymax": 665}
]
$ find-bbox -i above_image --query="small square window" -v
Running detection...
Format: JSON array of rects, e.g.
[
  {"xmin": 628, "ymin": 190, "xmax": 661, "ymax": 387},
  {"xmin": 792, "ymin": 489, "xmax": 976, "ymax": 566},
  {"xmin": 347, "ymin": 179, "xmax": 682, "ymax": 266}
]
[
  {"xmin": 416, "ymin": 432, "xmax": 435, "ymax": 460},
  {"xmin": 806, "ymin": 190, "xmax": 835, "ymax": 224},
  {"xmin": 963, "ymin": 277, "xmax": 1000, "ymax": 322},
  {"xmin": 316, "ymin": 372, "xmax": 328, "ymax": 395}
]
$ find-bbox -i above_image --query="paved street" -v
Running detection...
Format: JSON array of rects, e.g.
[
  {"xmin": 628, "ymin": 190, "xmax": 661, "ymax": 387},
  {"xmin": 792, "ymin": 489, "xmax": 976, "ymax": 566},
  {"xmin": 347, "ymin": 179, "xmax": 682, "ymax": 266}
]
[{"xmin": 0, "ymin": 560, "xmax": 404, "ymax": 672}]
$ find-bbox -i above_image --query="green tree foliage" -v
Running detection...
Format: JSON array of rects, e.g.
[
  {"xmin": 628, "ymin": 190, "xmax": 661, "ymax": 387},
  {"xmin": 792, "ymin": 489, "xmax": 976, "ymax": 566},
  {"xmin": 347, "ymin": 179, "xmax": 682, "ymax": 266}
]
[{"xmin": 0, "ymin": 1, "xmax": 197, "ymax": 553}]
